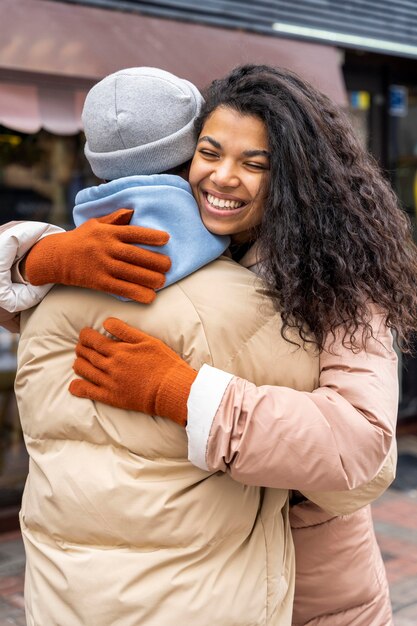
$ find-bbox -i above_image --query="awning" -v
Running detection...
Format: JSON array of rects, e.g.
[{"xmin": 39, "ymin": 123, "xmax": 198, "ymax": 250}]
[
  {"xmin": 0, "ymin": 80, "xmax": 87, "ymax": 135},
  {"xmin": 0, "ymin": 0, "xmax": 347, "ymax": 135}
]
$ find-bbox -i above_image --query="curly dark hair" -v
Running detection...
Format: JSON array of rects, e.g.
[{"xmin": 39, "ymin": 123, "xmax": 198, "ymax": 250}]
[{"xmin": 195, "ymin": 64, "xmax": 417, "ymax": 352}]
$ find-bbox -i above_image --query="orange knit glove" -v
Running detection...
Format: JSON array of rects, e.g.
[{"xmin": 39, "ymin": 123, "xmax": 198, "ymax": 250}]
[
  {"xmin": 24, "ymin": 209, "xmax": 171, "ymax": 304},
  {"xmin": 69, "ymin": 317, "xmax": 198, "ymax": 426}
]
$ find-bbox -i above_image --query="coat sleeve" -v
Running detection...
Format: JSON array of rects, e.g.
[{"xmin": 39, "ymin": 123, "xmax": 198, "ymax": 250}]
[
  {"xmin": 298, "ymin": 438, "xmax": 397, "ymax": 515},
  {"xmin": 187, "ymin": 310, "xmax": 398, "ymax": 503},
  {"xmin": 0, "ymin": 221, "xmax": 64, "ymax": 320}
]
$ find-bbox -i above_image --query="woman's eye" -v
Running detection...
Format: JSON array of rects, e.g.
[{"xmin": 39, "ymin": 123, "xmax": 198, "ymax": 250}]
[
  {"xmin": 247, "ymin": 162, "xmax": 268, "ymax": 171},
  {"xmin": 199, "ymin": 149, "xmax": 219, "ymax": 159}
]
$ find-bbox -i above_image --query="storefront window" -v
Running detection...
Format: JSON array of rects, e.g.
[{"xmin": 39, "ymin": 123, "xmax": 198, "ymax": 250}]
[
  {"xmin": 390, "ymin": 87, "xmax": 417, "ymax": 239},
  {"xmin": 347, "ymin": 90, "xmax": 371, "ymax": 150},
  {"xmin": 0, "ymin": 127, "xmax": 96, "ymax": 227},
  {"xmin": 0, "ymin": 127, "xmax": 98, "ymax": 506},
  {"xmin": 389, "ymin": 86, "xmax": 417, "ymax": 419}
]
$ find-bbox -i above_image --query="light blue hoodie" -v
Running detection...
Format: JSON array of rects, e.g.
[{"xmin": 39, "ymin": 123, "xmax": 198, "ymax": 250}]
[{"xmin": 73, "ymin": 175, "xmax": 230, "ymax": 301}]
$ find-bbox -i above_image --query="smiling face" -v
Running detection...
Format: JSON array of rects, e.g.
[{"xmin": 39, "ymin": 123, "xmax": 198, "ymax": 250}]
[{"xmin": 189, "ymin": 106, "xmax": 270, "ymax": 243}]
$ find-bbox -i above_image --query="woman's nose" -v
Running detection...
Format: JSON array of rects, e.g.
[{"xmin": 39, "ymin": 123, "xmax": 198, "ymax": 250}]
[{"xmin": 209, "ymin": 162, "xmax": 239, "ymax": 188}]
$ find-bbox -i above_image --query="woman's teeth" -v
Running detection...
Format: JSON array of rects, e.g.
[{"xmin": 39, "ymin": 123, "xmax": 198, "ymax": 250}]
[{"xmin": 207, "ymin": 193, "xmax": 243, "ymax": 209}]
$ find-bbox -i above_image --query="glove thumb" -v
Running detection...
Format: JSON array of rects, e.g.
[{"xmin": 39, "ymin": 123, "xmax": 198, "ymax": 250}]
[{"xmin": 97, "ymin": 208, "xmax": 134, "ymax": 226}]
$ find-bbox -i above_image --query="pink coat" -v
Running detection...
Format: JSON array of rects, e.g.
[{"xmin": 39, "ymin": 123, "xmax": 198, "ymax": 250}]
[
  {"xmin": 191, "ymin": 248, "xmax": 397, "ymax": 625},
  {"xmin": 291, "ymin": 504, "xmax": 392, "ymax": 625}
]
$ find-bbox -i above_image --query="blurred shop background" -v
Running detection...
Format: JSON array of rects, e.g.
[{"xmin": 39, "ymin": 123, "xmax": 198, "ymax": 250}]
[{"xmin": 1, "ymin": 0, "xmax": 417, "ymax": 529}]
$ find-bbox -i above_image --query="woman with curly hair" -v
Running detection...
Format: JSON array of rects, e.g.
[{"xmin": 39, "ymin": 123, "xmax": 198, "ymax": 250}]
[{"xmin": 68, "ymin": 65, "xmax": 417, "ymax": 625}]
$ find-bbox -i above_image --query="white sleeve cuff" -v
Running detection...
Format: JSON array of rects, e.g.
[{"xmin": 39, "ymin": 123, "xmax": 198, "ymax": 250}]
[
  {"xmin": 186, "ymin": 363, "xmax": 233, "ymax": 470},
  {"xmin": 0, "ymin": 222, "xmax": 64, "ymax": 313}
]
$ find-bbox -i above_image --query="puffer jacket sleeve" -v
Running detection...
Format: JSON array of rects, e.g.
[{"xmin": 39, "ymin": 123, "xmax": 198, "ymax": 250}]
[
  {"xmin": 187, "ymin": 309, "xmax": 398, "ymax": 502},
  {"xmin": 300, "ymin": 438, "xmax": 397, "ymax": 515},
  {"xmin": 0, "ymin": 221, "xmax": 63, "ymax": 324}
]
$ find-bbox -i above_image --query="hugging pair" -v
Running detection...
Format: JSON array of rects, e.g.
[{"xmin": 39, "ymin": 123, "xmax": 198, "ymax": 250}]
[{"xmin": 1, "ymin": 65, "xmax": 407, "ymax": 625}]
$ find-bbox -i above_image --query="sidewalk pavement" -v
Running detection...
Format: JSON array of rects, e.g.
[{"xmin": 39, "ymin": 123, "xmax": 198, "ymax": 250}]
[
  {"xmin": 0, "ymin": 530, "xmax": 25, "ymax": 626},
  {"xmin": 0, "ymin": 435, "xmax": 416, "ymax": 626},
  {"xmin": 373, "ymin": 434, "xmax": 417, "ymax": 626}
]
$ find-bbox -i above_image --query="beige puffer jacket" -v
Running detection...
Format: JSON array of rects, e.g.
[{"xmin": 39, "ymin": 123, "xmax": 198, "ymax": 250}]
[{"xmin": 16, "ymin": 256, "xmax": 320, "ymax": 626}]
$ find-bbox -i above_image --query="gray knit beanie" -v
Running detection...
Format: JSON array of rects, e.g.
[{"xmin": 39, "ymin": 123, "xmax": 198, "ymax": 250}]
[{"xmin": 82, "ymin": 67, "xmax": 204, "ymax": 179}]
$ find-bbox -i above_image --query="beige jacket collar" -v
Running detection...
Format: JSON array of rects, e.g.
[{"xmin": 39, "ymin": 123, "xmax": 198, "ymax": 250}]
[
  {"xmin": 239, "ymin": 242, "xmax": 262, "ymax": 270},
  {"xmin": 225, "ymin": 241, "xmax": 263, "ymax": 272}
]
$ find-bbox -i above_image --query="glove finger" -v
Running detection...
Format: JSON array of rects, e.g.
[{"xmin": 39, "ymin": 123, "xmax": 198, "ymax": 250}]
[
  {"xmin": 96, "ymin": 277, "xmax": 157, "ymax": 304},
  {"xmin": 96, "ymin": 208, "xmax": 134, "ymax": 226},
  {"xmin": 69, "ymin": 378, "xmax": 109, "ymax": 404},
  {"xmin": 112, "ymin": 243, "xmax": 171, "ymax": 274},
  {"xmin": 75, "ymin": 342, "xmax": 109, "ymax": 372},
  {"xmin": 108, "ymin": 258, "xmax": 166, "ymax": 290},
  {"xmin": 104, "ymin": 318, "xmax": 178, "ymax": 360},
  {"xmin": 78, "ymin": 327, "xmax": 116, "ymax": 357},
  {"xmin": 117, "ymin": 225, "xmax": 170, "ymax": 247},
  {"xmin": 103, "ymin": 317, "xmax": 151, "ymax": 344},
  {"xmin": 73, "ymin": 356, "xmax": 109, "ymax": 386}
]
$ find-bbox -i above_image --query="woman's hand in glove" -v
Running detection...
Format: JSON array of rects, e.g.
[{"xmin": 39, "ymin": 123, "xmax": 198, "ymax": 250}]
[
  {"xmin": 69, "ymin": 317, "xmax": 197, "ymax": 426},
  {"xmin": 24, "ymin": 208, "xmax": 171, "ymax": 304}
]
